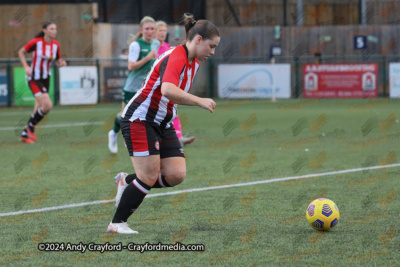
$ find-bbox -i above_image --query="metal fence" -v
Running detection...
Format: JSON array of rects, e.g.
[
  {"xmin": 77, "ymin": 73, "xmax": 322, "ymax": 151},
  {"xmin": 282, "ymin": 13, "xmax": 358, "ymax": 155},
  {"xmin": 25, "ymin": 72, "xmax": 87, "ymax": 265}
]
[
  {"xmin": 208, "ymin": 54, "xmax": 400, "ymax": 98},
  {"xmin": 2, "ymin": 54, "xmax": 400, "ymax": 107},
  {"xmin": 0, "ymin": 58, "xmax": 127, "ymax": 107}
]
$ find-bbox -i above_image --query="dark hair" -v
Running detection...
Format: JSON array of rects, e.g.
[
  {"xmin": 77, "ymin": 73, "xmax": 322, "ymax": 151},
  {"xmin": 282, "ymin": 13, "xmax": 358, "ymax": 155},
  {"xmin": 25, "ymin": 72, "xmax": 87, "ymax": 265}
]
[
  {"xmin": 35, "ymin": 21, "xmax": 55, "ymax": 38},
  {"xmin": 183, "ymin": 13, "xmax": 219, "ymax": 42}
]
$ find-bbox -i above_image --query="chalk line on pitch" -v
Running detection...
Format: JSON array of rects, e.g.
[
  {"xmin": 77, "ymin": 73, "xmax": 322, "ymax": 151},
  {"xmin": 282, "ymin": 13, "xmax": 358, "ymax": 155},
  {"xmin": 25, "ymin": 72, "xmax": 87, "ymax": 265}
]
[
  {"xmin": 1, "ymin": 163, "xmax": 399, "ymax": 217},
  {"xmin": 0, "ymin": 121, "xmax": 104, "ymax": 131}
]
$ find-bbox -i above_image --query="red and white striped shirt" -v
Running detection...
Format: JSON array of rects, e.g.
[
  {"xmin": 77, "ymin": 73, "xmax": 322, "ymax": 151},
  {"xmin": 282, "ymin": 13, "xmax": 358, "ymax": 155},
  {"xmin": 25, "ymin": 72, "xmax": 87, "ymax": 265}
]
[
  {"xmin": 24, "ymin": 37, "xmax": 61, "ymax": 80},
  {"xmin": 122, "ymin": 44, "xmax": 200, "ymax": 128}
]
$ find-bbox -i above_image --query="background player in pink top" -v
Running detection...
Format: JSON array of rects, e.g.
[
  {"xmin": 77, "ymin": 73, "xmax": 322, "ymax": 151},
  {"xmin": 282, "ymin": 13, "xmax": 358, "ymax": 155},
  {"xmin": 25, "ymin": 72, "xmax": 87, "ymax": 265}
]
[
  {"xmin": 155, "ymin": 21, "xmax": 171, "ymax": 57},
  {"xmin": 155, "ymin": 20, "xmax": 196, "ymax": 146}
]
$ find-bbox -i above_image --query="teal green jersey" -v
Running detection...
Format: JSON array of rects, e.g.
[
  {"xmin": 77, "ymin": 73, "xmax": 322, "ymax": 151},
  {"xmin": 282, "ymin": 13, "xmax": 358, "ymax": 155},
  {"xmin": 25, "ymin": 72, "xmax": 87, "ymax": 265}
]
[{"xmin": 123, "ymin": 38, "xmax": 160, "ymax": 93}]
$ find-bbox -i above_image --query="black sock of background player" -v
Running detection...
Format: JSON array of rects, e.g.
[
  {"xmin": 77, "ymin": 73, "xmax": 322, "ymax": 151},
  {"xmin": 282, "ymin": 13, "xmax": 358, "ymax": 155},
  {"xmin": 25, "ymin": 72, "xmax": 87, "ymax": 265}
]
[
  {"xmin": 28, "ymin": 108, "xmax": 45, "ymax": 132},
  {"xmin": 21, "ymin": 127, "xmax": 28, "ymax": 138},
  {"xmin": 112, "ymin": 178, "xmax": 151, "ymax": 223},
  {"xmin": 125, "ymin": 173, "xmax": 172, "ymax": 188}
]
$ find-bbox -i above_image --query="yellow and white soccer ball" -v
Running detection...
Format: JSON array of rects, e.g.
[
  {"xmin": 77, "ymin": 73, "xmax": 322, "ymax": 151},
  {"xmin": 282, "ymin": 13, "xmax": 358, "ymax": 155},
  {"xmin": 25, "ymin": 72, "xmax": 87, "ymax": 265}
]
[{"xmin": 306, "ymin": 198, "xmax": 340, "ymax": 231}]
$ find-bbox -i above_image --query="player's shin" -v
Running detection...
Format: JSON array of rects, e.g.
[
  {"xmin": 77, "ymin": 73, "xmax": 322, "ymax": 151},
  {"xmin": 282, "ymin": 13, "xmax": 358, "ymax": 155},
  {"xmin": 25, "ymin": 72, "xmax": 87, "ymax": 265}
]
[
  {"xmin": 112, "ymin": 113, "xmax": 121, "ymax": 133},
  {"xmin": 112, "ymin": 178, "xmax": 151, "ymax": 223}
]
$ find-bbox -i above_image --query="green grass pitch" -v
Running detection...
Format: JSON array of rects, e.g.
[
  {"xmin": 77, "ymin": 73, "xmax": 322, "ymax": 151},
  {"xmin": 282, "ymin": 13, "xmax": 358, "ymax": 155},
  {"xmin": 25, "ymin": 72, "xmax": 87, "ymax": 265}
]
[{"xmin": 0, "ymin": 98, "xmax": 399, "ymax": 266}]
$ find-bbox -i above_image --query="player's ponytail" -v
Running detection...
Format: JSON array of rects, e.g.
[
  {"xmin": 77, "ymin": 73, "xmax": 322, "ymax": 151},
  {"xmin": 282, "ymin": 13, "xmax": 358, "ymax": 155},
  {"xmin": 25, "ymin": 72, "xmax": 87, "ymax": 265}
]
[
  {"xmin": 182, "ymin": 13, "xmax": 219, "ymax": 42},
  {"xmin": 128, "ymin": 16, "xmax": 155, "ymax": 45},
  {"xmin": 35, "ymin": 21, "xmax": 54, "ymax": 38}
]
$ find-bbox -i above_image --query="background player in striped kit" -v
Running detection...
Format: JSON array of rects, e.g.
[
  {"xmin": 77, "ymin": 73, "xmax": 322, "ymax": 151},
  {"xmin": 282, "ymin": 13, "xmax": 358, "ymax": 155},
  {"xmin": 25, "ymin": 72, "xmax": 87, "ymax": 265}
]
[
  {"xmin": 18, "ymin": 21, "xmax": 67, "ymax": 143},
  {"xmin": 108, "ymin": 16, "xmax": 160, "ymax": 153},
  {"xmin": 107, "ymin": 13, "xmax": 220, "ymax": 234},
  {"xmin": 155, "ymin": 20, "xmax": 196, "ymax": 146}
]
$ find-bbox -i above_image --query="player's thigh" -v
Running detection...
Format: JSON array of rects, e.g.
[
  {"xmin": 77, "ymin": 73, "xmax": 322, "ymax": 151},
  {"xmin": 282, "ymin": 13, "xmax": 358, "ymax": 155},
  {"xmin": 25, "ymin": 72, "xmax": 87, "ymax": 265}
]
[
  {"xmin": 39, "ymin": 93, "xmax": 52, "ymax": 111},
  {"xmin": 159, "ymin": 124, "xmax": 184, "ymax": 158},
  {"xmin": 33, "ymin": 97, "xmax": 40, "ymax": 113},
  {"xmin": 121, "ymin": 119, "xmax": 161, "ymax": 157},
  {"xmin": 28, "ymin": 80, "xmax": 42, "ymax": 97},
  {"xmin": 159, "ymin": 126, "xmax": 186, "ymax": 183},
  {"xmin": 39, "ymin": 93, "xmax": 51, "ymax": 103},
  {"xmin": 121, "ymin": 118, "xmax": 161, "ymax": 185},
  {"xmin": 130, "ymin": 155, "xmax": 160, "ymax": 185}
]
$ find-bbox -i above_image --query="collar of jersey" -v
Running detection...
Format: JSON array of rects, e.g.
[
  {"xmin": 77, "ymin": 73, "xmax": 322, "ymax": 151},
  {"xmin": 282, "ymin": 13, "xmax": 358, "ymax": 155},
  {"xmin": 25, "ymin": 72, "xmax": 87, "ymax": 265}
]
[
  {"xmin": 182, "ymin": 44, "xmax": 194, "ymax": 66},
  {"xmin": 41, "ymin": 37, "xmax": 52, "ymax": 45}
]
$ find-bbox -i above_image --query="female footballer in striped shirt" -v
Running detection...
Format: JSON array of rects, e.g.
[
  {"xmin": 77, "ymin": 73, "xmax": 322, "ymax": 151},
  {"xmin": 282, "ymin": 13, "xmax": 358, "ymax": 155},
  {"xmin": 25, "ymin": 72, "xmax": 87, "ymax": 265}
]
[
  {"xmin": 107, "ymin": 14, "xmax": 220, "ymax": 234},
  {"xmin": 18, "ymin": 21, "xmax": 67, "ymax": 143}
]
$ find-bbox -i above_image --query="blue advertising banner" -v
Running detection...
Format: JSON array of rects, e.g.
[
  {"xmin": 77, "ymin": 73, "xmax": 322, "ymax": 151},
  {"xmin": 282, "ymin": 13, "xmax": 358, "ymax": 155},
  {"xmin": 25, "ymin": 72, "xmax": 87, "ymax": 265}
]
[{"xmin": 0, "ymin": 68, "xmax": 8, "ymax": 107}]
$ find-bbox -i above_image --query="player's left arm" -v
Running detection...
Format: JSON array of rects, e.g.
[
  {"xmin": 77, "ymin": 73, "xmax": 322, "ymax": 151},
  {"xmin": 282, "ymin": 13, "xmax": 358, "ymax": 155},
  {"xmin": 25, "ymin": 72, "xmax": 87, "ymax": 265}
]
[
  {"xmin": 55, "ymin": 44, "xmax": 67, "ymax": 67},
  {"xmin": 55, "ymin": 59, "xmax": 67, "ymax": 67}
]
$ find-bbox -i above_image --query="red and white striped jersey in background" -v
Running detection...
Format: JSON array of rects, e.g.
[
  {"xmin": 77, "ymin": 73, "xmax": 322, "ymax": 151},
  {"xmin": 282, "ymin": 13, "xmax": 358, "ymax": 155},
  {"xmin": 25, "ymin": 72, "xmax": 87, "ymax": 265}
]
[
  {"xmin": 24, "ymin": 37, "xmax": 61, "ymax": 81},
  {"xmin": 122, "ymin": 44, "xmax": 200, "ymax": 128}
]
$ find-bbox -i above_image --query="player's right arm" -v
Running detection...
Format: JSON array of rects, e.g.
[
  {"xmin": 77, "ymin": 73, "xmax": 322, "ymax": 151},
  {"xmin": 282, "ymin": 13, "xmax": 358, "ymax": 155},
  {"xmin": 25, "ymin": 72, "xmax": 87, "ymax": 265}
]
[
  {"xmin": 18, "ymin": 47, "xmax": 31, "ymax": 77},
  {"xmin": 19, "ymin": 38, "xmax": 38, "ymax": 77},
  {"xmin": 161, "ymin": 82, "xmax": 215, "ymax": 113},
  {"xmin": 160, "ymin": 50, "xmax": 216, "ymax": 113}
]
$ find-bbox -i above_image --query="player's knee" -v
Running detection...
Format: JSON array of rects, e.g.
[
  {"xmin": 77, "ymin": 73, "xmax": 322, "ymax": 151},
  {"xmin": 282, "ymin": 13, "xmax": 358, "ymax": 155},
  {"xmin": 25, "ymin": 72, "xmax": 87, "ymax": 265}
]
[
  {"xmin": 42, "ymin": 102, "xmax": 52, "ymax": 113},
  {"xmin": 139, "ymin": 170, "xmax": 160, "ymax": 186},
  {"xmin": 172, "ymin": 171, "xmax": 186, "ymax": 185}
]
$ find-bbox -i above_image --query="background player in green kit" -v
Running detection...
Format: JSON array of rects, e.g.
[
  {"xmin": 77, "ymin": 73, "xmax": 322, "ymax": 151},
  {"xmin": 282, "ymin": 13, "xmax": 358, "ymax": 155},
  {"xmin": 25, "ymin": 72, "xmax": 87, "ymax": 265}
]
[{"xmin": 108, "ymin": 16, "xmax": 160, "ymax": 153}]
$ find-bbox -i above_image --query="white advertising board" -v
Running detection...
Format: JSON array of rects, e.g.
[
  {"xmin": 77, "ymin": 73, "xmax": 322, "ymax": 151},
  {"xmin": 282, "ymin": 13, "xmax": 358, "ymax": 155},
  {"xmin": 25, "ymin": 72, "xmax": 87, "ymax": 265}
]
[
  {"xmin": 59, "ymin": 66, "xmax": 98, "ymax": 105},
  {"xmin": 218, "ymin": 64, "xmax": 291, "ymax": 98}
]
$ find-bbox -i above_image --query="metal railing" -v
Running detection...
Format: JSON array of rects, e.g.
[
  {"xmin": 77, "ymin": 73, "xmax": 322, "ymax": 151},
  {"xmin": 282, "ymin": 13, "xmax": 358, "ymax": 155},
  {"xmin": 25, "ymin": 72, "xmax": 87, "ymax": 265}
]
[
  {"xmin": 2, "ymin": 54, "xmax": 400, "ymax": 107},
  {"xmin": 208, "ymin": 55, "xmax": 400, "ymax": 98},
  {"xmin": 0, "ymin": 58, "xmax": 127, "ymax": 107}
]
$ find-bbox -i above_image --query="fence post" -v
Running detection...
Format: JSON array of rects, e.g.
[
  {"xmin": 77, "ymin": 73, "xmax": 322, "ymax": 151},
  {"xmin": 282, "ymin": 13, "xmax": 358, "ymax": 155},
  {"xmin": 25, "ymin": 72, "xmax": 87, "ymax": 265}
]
[
  {"xmin": 54, "ymin": 66, "xmax": 59, "ymax": 105},
  {"xmin": 209, "ymin": 59, "xmax": 214, "ymax": 98},
  {"xmin": 294, "ymin": 57, "xmax": 300, "ymax": 98},
  {"xmin": 96, "ymin": 59, "xmax": 101, "ymax": 103},
  {"xmin": 382, "ymin": 56, "xmax": 387, "ymax": 96},
  {"xmin": 7, "ymin": 60, "xmax": 13, "ymax": 107}
]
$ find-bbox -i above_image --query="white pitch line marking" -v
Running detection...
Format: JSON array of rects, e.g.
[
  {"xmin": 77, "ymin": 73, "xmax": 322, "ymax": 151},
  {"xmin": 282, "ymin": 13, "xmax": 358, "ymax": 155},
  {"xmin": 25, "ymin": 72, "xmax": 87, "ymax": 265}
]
[
  {"xmin": 0, "ymin": 122, "xmax": 104, "ymax": 131},
  {"xmin": 0, "ymin": 106, "xmax": 119, "ymax": 117},
  {"xmin": 1, "ymin": 163, "xmax": 399, "ymax": 217}
]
